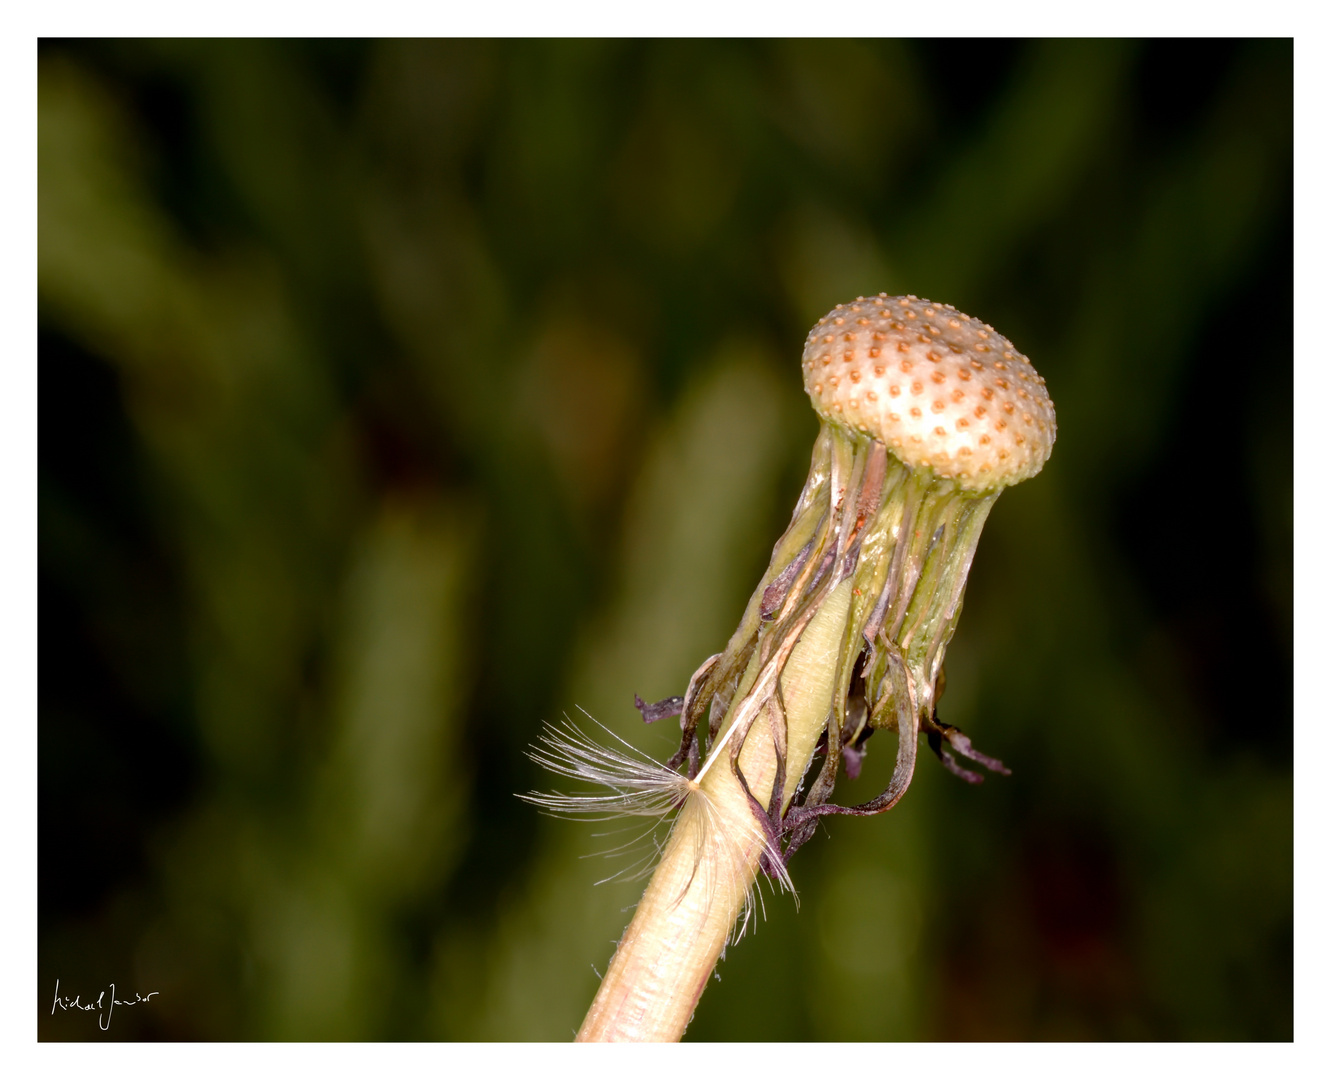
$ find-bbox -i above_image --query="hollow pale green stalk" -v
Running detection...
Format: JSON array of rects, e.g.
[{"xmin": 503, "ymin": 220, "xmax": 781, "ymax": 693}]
[{"xmin": 576, "ymin": 575, "xmax": 852, "ymax": 1041}]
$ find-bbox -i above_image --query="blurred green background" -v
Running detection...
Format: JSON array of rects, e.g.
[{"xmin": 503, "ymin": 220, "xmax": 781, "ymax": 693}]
[{"xmin": 37, "ymin": 39, "xmax": 1291, "ymax": 1041}]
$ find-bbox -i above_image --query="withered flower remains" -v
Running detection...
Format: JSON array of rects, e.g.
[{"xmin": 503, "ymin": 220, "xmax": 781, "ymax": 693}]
[{"xmin": 525, "ymin": 294, "xmax": 1056, "ymax": 1041}]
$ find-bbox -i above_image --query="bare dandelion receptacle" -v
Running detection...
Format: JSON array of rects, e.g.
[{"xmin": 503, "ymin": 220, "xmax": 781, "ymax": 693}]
[{"xmin": 524, "ymin": 294, "xmax": 1056, "ymax": 1041}]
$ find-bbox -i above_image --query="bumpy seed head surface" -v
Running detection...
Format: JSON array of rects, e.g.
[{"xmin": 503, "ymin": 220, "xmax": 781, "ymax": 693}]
[{"xmin": 802, "ymin": 294, "xmax": 1057, "ymax": 492}]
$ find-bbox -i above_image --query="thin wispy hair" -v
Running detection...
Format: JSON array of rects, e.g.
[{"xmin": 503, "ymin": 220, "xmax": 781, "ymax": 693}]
[{"xmin": 520, "ymin": 710, "xmax": 795, "ymax": 940}]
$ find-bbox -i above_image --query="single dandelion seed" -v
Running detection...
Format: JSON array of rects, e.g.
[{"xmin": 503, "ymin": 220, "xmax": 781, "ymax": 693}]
[{"xmin": 523, "ymin": 297, "xmax": 1056, "ymax": 1042}]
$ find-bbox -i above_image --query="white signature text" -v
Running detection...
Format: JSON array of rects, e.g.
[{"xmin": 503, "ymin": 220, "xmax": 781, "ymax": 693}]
[{"xmin": 51, "ymin": 979, "xmax": 159, "ymax": 1031}]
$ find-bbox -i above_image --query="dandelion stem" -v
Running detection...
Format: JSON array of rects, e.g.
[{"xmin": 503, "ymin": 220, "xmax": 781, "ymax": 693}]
[{"xmin": 576, "ymin": 580, "xmax": 853, "ymax": 1042}]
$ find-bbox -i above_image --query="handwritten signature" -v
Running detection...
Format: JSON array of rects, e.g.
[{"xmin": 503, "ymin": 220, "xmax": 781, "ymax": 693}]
[{"xmin": 51, "ymin": 979, "xmax": 159, "ymax": 1031}]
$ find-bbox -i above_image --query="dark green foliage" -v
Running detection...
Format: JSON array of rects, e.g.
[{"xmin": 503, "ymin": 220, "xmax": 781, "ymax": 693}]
[{"xmin": 38, "ymin": 39, "xmax": 1291, "ymax": 1041}]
